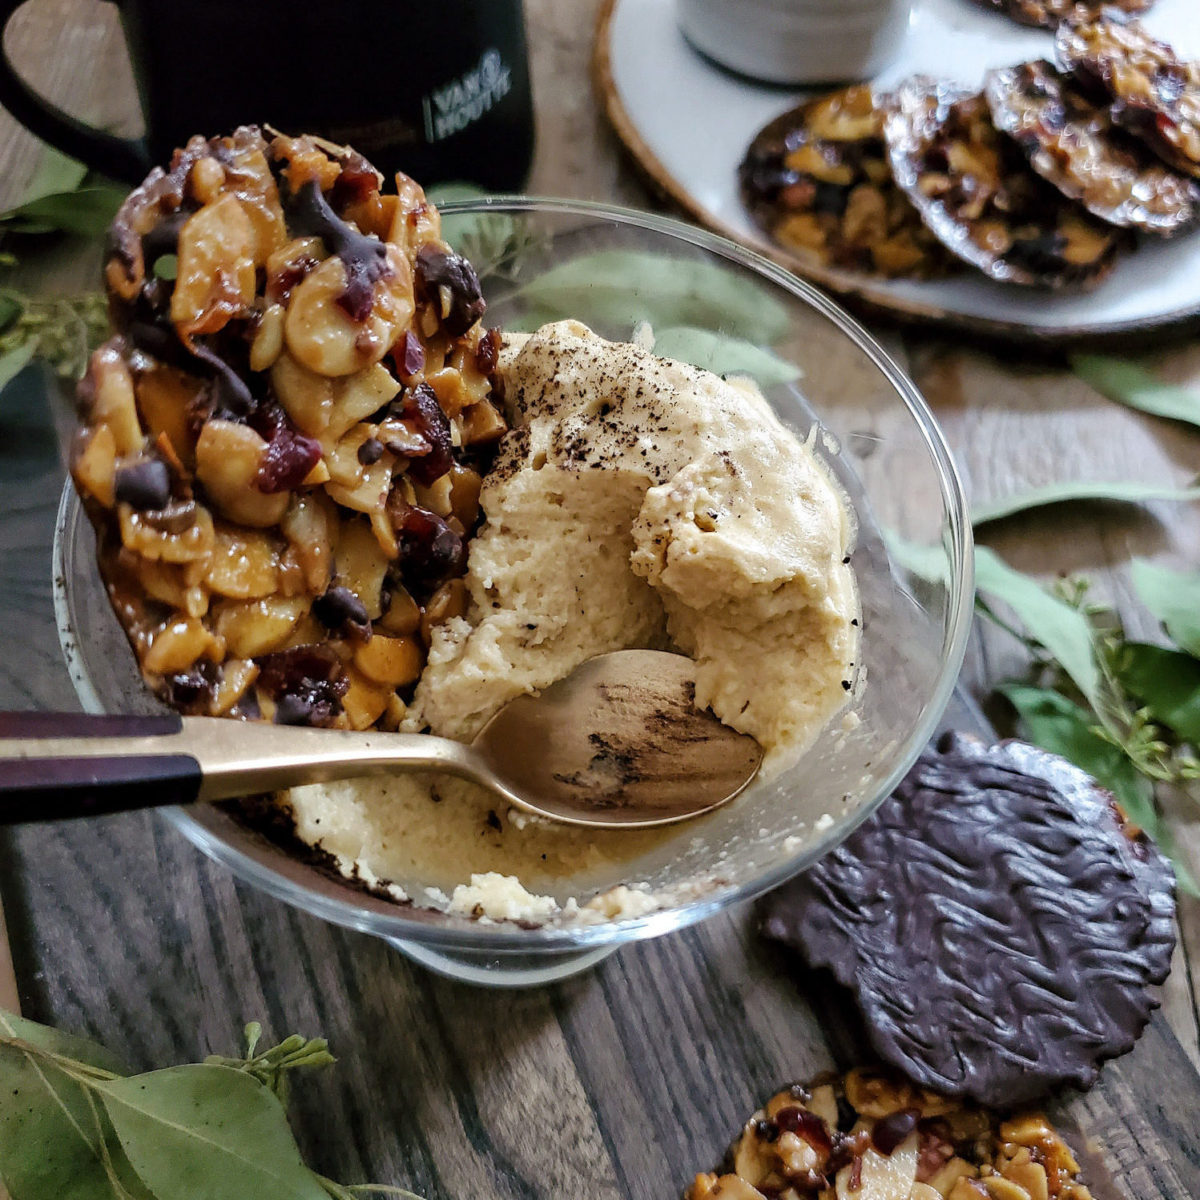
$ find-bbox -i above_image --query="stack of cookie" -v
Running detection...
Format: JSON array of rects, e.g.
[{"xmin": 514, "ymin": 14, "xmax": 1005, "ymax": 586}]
[
  {"xmin": 973, "ymin": 0, "xmax": 1152, "ymax": 32},
  {"xmin": 739, "ymin": 14, "xmax": 1200, "ymax": 287}
]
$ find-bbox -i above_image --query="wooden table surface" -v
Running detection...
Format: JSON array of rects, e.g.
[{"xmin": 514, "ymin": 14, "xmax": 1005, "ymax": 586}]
[{"xmin": 1, "ymin": 1, "xmax": 1199, "ymax": 1196}]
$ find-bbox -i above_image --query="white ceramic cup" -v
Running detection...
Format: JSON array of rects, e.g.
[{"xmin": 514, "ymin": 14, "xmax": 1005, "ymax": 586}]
[{"xmin": 676, "ymin": 0, "xmax": 914, "ymax": 85}]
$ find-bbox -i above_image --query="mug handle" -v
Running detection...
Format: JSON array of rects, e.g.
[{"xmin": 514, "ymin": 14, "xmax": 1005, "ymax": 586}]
[{"xmin": 0, "ymin": 0, "xmax": 150, "ymax": 181}]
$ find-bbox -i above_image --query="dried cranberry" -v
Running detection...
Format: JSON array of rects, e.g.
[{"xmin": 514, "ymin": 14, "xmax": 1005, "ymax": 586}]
[
  {"xmin": 313, "ymin": 586, "xmax": 372, "ymax": 643},
  {"xmin": 475, "ymin": 327, "xmax": 501, "ymax": 374},
  {"xmin": 114, "ymin": 459, "xmax": 171, "ymax": 511},
  {"xmin": 415, "ymin": 244, "xmax": 486, "ymax": 337},
  {"xmin": 871, "ymin": 1109, "xmax": 920, "ymax": 1156},
  {"xmin": 397, "ymin": 329, "xmax": 425, "ymax": 377},
  {"xmin": 164, "ymin": 668, "xmax": 213, "ymax": 712},
  {"xmin": 329, "ymin": 152, "xmax": 381, "ymax": 211},
  {"xmin": 251, "ymin": 404, "xmax": 322, "ymax": 493},
  {"xmin": 256, "ymin": 645, "xmax": 348, "ymax": 728},
  {"xmin": 848, "ymin": 1156, "xmax": 863, "ymax": 1192},
  {"xmin": 391, "ymin": 502, "xmax": 466, "ymax": 592},
  {"xmin": 916, "ymin": 1121, "xmax": 954, "ymax": 1182},
  {"xmin": 268, "ymin": 255, "xmax": 319, "ymax": 306},
  {"xmin": 394, "ymin": 383, "xmax": 453, "ymax": 485},
  {"xmin": 775, "ymin": 1107, "xmax": 832, "ymax": 1157}
]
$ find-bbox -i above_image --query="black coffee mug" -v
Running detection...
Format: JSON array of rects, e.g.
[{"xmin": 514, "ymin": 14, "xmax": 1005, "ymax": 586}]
[{"xmin": 0, "ymin": 0, "xmax": 535, "ymax": 189}]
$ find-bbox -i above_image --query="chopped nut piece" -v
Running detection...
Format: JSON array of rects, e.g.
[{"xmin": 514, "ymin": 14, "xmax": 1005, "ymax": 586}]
[
  {"xmin": 171, "ymin": 193, "xmax": 257, "ymax": 335},
  {"xmin": 354, "ymin": 633, "xmax": 424, "ymax": 687},
  {"xmin": 685, "ymin": 1071, "xmax": 1095, "ymax": 1200}
]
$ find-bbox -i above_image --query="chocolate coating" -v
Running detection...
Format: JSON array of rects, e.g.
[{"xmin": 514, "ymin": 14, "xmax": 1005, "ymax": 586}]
[{"xmin": 760, "ymin": 732, "xmax": 1176, "ymax": 1106}]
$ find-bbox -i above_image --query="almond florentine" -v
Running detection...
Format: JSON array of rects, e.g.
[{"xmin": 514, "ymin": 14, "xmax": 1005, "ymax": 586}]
[
  {"xmin": 685, "ymin": 1069, "xmax": 1094, "ymax": 1200},
  {"xmin": 74, "ymin": 126, "xmax": 507, "ymax": 730},
  {"xmin": 740, "ymin": 86, "xmax": 954, "ymax": 280},
  {"xmin": 883, "ymin": 79, "xmax": 1128, "ymax": 288}
]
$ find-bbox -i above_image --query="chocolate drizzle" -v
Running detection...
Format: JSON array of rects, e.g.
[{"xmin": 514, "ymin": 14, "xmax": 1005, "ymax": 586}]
[
  {"xmin": 284, "ymin": 177, "xmax": 392, "ymax": 320},
  {"xmin": 760, "ymin": 732, "xmax": 1176, "ymax": 1106}
]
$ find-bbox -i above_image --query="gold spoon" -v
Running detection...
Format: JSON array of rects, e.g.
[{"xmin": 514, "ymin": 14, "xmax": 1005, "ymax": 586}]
[{"xmin": 0, "ymin": 650, "xmax": 762, "ymax": 829}]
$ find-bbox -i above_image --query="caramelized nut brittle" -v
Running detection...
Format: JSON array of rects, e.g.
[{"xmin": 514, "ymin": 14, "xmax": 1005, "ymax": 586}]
[
  {"xmin": 74, "ymin": 127, "xmax": 508, "ymax": 730},
  {"xmin": 986, "ymin": 60, "xmax": 1200, "ymax": 234},
  {"xmin": 684, "ymin": 1069, "xmax": 1095, "ymax": 1200},
  {"xmin": 972, "ymin": 0, "xmax": 1152, "ymax": 31},
  {"xmin": 883, "ymin": 79, "xmax": 1127, "ymax": 287},
  {"xmin": 739, "ymin": 86, "xmax": 954, "ymax": 279},
  {"xmin": 1057, "ymin": 16, "xmax": 1200, "ymax": 179}
]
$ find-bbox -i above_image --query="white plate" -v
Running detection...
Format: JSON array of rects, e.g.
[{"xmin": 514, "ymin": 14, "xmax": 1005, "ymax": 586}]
[{"xmin": 597, "ymin": 0, "xmax": 1200, "ymax": 340}]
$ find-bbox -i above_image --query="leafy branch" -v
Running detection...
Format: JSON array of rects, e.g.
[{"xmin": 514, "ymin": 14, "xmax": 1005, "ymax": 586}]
[
  {"xmin": 0, "ymin": 147, "xmax": 122, "ymax": 393},
  {"xmin": 973, "ymin": 547, "xmax": 1200, "ymax": 885},
  {"xmin": 0, "ymin": 1011, "xmax": 423, "ymax": 1200}
]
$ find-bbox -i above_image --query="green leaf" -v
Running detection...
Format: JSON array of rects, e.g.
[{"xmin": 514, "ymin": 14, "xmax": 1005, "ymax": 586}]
[
  {"xmin": 0, "ymin": 186, "xmax": 126, "ymax": 238},
  {"xmin": 973, "ymin": 479, "xmax": 1200, "ymax": 526},
  {"xmin": 0, "ymin": 294, "xmax": 23, "ymax": 331},
  {"xmin": 647, "ymin": 325, "xmax": 801, "ymax": 387},
  {"xmin": 10, "ymin": 148, "xmax": 88, "ymax": 210},
  {"xmin": 1117, "ymin": 642, "xmax": 1200, "ymax": 745},
  {"xmin": 507, "ymin": 250, "xmax": 790, "ymax": 343},
  {"xmin": 1131, "ymin": 558, "xmax": 1200, "ymax": 657},
  {"xmin": 1001, "ymin": 684, "xmax": 1158, "ymax": 834},
  {"xmin": 975, "ymin": 546, "xmax": 1101, "ymax": 708},
  {"xmin": 0, "ymin": 1011, "xmax": 126, "ymax": 1200},
  {"xmin": 1070, "ymin": 354, "xmax": 1200, "ymax": 429},
  {"xmin": 0, "ymin": 342, "xmax": 36, "ymax": 393},
  {"xmin": 0, "ymin": 1011, "xmax": 126, "ymax": 1075},
  {"xmin": 95, "ymin": 1065, "xmax": 331, "ymax": 1200}
]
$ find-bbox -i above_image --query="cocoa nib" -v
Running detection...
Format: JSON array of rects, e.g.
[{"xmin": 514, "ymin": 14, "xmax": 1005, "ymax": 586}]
[
  {"xmin": 114, "ymin": 459, "xmax": 171, "ymax": 511},
  {"xmin": 313, "ymin": 586, "xmax": 372, "ymax": 643},
  {"xmin": 415, "ymin": 245, "xmax": 485, "ymax": 337}
]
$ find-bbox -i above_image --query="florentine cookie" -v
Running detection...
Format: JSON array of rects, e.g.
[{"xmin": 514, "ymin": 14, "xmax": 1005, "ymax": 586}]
[
  {"xmin": 759, "ymin": 733, "xmax": 1176, "ymax": 1106},
  {"xmin": 739, "ymin": 86, "xmax": 953, "ymax": 279},
  {"xmin": 973, "ymin": 0, "xmax": 1152, "ymax": 31},
  {"xmin": 685, "ymin": 1067, "xmax": 1096, "ymax": 1200},
  {"xmin": 884, "ymin": 79, "xmax": 1127, "ymax": 287},
  {"xmin": 73, "ymin": 127, "xmax": 506, "ymax": 730},
  {"xmin": 986, "ymin": 59, "xmax": 1200, "ymax": 234},
  {"xmin": 1057, "ymin": 16, "xmax": 1200, "ymax": 179}
]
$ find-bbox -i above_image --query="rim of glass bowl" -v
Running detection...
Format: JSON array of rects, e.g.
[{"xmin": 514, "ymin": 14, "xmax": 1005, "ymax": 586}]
[{"xmin": 54, "ymin": 196, "xmax": 974, "ymax": 954}]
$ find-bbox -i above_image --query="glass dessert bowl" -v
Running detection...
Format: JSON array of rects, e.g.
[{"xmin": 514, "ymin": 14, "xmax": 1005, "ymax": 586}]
[{"xmin": 54, "ymin": 198, "xmax": 973, "ymax": 986}]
